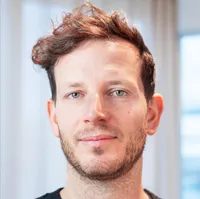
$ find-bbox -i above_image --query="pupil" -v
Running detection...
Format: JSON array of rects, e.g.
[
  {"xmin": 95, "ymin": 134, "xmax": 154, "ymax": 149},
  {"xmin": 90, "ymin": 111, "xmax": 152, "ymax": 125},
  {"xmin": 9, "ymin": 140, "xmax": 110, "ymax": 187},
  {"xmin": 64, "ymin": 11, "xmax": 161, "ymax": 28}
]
[
  {"xmin": 73, "ymin": 93, "xmax": 78, "ymax": 98},
  {"xmin": 117, "ymin": 91, "xmax": 123, "ymax": 96}
]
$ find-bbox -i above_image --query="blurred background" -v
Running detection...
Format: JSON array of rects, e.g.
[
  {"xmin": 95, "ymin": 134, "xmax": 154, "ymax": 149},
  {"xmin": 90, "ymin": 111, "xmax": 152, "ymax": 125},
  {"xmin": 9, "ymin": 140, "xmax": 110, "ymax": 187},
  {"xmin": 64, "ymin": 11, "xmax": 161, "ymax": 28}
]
[{"xmin": 0, "ymin": 0, "xmax": 200, "ymax": 198}]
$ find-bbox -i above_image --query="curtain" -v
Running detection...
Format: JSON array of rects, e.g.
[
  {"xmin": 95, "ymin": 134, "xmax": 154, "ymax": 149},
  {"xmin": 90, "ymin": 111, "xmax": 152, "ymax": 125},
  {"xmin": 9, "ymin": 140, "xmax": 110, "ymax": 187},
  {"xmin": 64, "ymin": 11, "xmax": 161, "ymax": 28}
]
[{"xmin": 0, "ymin": 0, "xmax": 179, "ymax": 198}]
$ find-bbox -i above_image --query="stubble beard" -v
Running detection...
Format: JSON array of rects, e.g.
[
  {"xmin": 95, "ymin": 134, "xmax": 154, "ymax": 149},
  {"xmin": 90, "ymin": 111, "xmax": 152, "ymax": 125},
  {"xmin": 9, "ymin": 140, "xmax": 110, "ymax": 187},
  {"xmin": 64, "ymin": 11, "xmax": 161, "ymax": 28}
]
[{"xmin": 59, "ymin": 124, "xmax": 147, "ymax": 181}]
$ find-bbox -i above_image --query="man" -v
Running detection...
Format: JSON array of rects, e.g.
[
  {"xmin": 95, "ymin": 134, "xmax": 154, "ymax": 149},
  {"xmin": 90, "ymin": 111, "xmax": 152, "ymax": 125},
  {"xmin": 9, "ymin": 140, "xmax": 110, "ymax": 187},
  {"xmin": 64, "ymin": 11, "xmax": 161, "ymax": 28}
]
[{"xmin": 32, "ymin": 3, "xmax": 164, "ymax": 199}]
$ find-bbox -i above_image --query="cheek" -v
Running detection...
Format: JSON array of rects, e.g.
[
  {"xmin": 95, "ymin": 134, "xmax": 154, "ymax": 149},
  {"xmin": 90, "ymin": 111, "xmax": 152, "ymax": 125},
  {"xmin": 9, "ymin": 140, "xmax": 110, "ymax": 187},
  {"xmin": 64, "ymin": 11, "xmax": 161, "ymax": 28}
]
[
  {"xmin": 128, "ymin": 108, "xmax": 146, "ymax": 123},
  {"xmin": 115, "ymin": 102, "xmax": 147, "ymax": 132},
  {"xmin": 56, "ymin": 103, "xmax": 81, "ymax": 135},
  {"xmin": 128, "ymin": 97, "xmax": 147, "ymax": 120}
]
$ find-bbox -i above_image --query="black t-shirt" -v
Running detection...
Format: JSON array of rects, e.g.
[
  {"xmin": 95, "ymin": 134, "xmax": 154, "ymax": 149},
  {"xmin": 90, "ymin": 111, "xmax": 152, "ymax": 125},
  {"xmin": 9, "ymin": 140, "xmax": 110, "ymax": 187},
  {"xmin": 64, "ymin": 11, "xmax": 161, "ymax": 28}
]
[{"xmin": 36, "ymin": 188, "xmax": 161, "ymax": 199}]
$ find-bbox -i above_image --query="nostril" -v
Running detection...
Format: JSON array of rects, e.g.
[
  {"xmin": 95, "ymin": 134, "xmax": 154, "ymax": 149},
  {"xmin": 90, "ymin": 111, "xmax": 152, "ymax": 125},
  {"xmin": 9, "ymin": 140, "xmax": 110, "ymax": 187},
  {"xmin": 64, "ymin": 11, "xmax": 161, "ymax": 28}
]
[
  {"xmin": 83, "ymin": 111, "xmax": 109, "ymax": 124},
  {"xmin": 84, "ymin": 119, "xmax": 90, "ymax": 123}
]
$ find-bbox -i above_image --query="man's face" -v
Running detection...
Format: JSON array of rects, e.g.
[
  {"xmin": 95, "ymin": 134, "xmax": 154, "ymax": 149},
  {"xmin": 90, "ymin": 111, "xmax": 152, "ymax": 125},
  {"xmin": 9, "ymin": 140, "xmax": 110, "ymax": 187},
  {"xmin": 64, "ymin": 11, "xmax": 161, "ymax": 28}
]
[{"xmin": 49, "ymin": 39, "xmax": 150, "ymax": 180}]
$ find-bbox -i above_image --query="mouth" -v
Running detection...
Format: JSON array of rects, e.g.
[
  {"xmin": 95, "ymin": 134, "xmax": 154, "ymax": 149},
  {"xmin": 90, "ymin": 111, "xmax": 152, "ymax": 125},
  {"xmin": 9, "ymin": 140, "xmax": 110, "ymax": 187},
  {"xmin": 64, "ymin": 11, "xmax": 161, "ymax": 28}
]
[{"xmin": 78, "ymin": 135, "xmax": 117, "ymax": 147}]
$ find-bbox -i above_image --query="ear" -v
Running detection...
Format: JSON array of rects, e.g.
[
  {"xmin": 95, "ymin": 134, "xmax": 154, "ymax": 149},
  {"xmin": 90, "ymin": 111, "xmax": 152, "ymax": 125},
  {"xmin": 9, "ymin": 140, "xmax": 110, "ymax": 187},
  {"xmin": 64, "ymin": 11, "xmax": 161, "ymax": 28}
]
[
  {"xmin": 146, "ymin": 93, "xmax": 164, "ymax": 136},
  {"xmin": 47, "ymin": 99, "xmax": 60, "ymax": 138}
]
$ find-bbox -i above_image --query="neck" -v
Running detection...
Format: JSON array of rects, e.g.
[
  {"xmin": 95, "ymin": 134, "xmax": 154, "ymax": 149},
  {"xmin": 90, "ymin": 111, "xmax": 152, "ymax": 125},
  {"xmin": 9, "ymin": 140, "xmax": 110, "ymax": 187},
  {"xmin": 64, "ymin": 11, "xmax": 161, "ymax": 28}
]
[{"xmin": 60, "ymin": 157, "xmax": 149, "ymax": 199}]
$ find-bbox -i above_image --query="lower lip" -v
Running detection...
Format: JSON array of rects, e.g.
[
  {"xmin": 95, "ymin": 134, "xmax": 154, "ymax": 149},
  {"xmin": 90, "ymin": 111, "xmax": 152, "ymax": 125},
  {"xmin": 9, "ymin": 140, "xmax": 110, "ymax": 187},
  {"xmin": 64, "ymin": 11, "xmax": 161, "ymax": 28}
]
[{"xmin": 80, "ymin": 138, "xmax": 115, "ymax": 147}]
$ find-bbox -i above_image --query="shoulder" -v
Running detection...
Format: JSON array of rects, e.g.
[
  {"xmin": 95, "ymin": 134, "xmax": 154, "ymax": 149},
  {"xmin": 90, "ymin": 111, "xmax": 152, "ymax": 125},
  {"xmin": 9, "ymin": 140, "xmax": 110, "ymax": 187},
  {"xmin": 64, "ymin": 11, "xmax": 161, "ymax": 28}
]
[
  {"xmin": 36, "ymin": 188, "xmax": 63, "ymax": 199},
  {"xmin": 144, "ymin": 189, "xmax": 162, "ymax": 199}
]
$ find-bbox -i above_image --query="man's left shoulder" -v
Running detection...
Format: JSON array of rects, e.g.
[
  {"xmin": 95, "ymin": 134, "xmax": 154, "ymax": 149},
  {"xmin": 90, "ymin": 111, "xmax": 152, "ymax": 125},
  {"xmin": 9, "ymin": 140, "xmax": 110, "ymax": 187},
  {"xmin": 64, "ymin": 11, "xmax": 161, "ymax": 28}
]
[{"xmin": 144, "ymin": 189, "xmax": 162, "ymax": 199}]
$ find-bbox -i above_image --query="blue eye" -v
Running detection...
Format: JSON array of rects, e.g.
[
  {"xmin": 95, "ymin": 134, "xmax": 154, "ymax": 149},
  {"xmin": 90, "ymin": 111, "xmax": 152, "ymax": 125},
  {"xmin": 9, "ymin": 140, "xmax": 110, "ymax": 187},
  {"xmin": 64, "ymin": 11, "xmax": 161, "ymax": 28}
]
[
  {"xmin": 68, "ymin": 92, "xmax": 81, "ymax": 99},
  {"xmin": 112, "ymin": 90, "xmax": 126, "ymax": 97}
]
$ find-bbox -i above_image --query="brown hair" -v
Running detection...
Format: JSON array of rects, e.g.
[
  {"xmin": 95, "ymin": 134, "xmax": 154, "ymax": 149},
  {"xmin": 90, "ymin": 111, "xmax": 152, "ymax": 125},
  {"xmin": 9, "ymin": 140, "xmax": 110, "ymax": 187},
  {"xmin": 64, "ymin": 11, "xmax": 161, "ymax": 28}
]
[{"xmin": 32, "ymin": 3, "xmax": 155, "ymax": 102}]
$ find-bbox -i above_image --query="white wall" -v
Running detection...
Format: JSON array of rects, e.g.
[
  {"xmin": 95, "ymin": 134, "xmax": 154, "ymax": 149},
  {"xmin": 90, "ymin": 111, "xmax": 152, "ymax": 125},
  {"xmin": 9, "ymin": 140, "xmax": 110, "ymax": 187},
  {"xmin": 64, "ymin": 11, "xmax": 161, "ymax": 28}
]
[{"xmin": 178, "ymin": 0, "xmax": 200, "ymax": 34}]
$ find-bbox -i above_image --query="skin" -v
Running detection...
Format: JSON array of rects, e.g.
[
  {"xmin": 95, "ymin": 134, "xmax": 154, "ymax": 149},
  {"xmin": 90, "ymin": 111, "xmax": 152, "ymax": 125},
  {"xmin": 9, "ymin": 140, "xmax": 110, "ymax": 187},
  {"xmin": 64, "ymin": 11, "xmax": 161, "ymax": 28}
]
[{"xmin": 47, "ymin": 39, "xmax": 164, "ymax": 199}]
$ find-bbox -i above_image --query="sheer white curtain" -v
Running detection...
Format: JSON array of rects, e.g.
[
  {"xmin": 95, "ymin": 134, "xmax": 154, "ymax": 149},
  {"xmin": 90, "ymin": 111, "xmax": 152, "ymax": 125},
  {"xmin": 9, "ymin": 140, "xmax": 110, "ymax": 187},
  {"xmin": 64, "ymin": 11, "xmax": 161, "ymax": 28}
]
[{"xmin": 0, "ymin": 0, "xmax": 179, "ymax": 198}]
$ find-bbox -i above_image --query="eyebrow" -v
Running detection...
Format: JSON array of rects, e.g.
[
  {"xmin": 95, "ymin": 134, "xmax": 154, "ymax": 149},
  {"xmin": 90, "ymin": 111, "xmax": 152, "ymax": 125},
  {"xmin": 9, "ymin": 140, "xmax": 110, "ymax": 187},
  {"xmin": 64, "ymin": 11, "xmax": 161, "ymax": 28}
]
[
  {"xmin": 105, "ymin": 80, "xmax": 137, "ymax": 89},
  {"xmin": 64, "ymin": 80, "xmax": 138, "ymax": 90},
  {"xmin": 105, "ymin": 80, "xmax": 126, "ymax": 86},
  {"xmin": 66, "ymin": 82, "xmax": 85, "ymax": 88}
]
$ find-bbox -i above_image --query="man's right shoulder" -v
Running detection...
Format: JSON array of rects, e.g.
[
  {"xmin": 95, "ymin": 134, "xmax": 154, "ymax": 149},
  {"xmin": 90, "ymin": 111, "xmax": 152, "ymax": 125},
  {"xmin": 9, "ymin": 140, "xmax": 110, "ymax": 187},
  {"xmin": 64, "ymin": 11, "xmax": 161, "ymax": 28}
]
[{"xmin": 36, "ymin": 188, "xmax": 63, "ymax": 199}]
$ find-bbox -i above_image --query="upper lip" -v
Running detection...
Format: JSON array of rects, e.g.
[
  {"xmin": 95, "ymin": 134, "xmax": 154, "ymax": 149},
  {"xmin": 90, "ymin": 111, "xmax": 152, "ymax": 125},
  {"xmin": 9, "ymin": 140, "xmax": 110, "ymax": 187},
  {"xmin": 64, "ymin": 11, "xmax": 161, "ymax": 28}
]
[{"xmin": 78, "ymin": 134, "xmax": 117, "ymax": 141}]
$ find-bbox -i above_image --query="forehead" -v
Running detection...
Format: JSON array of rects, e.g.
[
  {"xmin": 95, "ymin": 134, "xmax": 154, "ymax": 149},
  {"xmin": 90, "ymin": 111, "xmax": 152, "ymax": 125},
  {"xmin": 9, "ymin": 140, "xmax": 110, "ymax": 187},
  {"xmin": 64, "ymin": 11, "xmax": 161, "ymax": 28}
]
[{"xmin": 55, "ymin": 39, "xmax": 142, "ymax": 84}]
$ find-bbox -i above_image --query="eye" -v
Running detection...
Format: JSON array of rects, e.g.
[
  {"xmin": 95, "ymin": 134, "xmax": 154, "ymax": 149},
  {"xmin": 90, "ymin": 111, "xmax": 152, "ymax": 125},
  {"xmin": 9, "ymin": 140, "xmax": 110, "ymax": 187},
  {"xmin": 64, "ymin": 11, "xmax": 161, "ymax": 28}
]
[
  {"xmin": 111, "ymin": 90, "xmax": 127, "ymax": 97},
  {"xmin": 67, "ymin": 92, "xmax": 81, "ymax": 99}
]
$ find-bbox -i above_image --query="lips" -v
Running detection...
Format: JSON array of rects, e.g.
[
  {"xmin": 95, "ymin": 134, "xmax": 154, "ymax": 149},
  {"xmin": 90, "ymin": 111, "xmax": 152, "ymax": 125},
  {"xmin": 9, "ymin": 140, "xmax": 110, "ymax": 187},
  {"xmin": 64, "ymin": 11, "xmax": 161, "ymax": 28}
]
[
  {"xmin": 78, "ymin": 134, "xmax": 117, "ymax": 147},
  {"xmin": 79, "ymin": 135, "xmax": 117, "ymax": 141}
]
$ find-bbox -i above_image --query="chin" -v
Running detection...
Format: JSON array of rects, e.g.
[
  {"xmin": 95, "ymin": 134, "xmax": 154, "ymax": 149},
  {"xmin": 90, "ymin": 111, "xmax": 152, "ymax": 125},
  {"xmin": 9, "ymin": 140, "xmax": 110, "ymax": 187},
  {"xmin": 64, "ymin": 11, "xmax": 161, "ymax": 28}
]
[
  {"xmin": 76, "ymin": 155, "xmax": 124, "ymax": 179},
  {"xmin": 81, "ymin": 149, "xmax": 119, "ymax": 167},
  {"xmin": 79, "ymin": 158, "xmax": 132, "ymax": 181}
]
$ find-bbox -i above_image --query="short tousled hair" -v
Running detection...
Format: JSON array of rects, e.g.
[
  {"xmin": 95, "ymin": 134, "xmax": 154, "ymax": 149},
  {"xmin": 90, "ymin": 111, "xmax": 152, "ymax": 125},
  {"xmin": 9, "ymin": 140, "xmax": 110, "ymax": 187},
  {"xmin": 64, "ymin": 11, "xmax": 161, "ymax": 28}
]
[{"xmin": 32, "ymin": 3, "xmax": 155, "ymax": 102}]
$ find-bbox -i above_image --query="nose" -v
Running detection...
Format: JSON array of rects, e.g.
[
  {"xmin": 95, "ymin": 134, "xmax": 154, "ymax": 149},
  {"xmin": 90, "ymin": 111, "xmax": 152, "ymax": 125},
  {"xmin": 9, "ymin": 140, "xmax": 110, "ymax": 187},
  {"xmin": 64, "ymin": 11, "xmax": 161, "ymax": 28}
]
[{"xmin": 83, "ymin": 94, "xmax": 109, "ymax": 124}]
